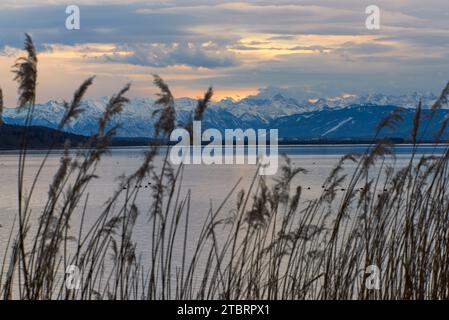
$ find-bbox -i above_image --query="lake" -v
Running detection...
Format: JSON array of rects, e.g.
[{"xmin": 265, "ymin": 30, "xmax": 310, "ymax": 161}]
[{"xmin": 0, "ymin": 144, "xmax": 445, "ymax": 297}]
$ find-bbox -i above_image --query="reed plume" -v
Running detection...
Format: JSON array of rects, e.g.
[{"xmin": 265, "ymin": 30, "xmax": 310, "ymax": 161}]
[
  {"xmin": 377, "ymin": 108, "xmax": 404, "ymax": 132},
  {"xmin": 12, "ymin": 33, "xmax": 37, "ymax": 111},
  {"xmin": 59, "ymin": 76, "xmax": 95, "ymax": 128},
  {"xmin": 431, "ymin": 81, "xmax": 449, "ymax": 110},
  {"xmin": 185, "ymin": 86, "xmax": 214, "ymax": 136},
  {"xmin": 152, "ymin": 75, "xmax": 176, "ymax": 137},
  {"xmin": 194, "ymin": 86, "xmax": 213, "ymax": 121},
  {"xmin": 98, "ymin": 83, "xmax": 130, "ymax": 136},
  {"xmin": 411, "ymin": 100, "xmax": 422, "ymax": 144}
]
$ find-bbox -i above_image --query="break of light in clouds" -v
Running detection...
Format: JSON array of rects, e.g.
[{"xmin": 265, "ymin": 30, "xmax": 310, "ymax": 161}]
[{"xmin": 0, "ymin": 0, "xmax": 448, "ymax": 105}]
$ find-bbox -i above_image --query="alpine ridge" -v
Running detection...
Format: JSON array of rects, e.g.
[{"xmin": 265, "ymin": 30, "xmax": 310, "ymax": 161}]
[{"xmin": 1, "ymin": 90, "xmax": 444, "ymax": 141}]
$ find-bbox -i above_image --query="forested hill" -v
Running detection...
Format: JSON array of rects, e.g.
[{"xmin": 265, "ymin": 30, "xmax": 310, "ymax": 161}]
[{"xmin": 0, "ymin": 124, "xmax": 88, "ymax": 149}]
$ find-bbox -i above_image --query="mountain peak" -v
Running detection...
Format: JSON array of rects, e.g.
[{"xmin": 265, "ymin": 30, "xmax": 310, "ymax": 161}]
[{"xmin": 272, "ymin": 93, "xmax": 286, "ymax": 102}]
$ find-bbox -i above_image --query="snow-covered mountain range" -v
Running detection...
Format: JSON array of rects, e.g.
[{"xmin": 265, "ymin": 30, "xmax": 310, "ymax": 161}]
[{"xmin": 2, "ymin": 90, "xmax": 447, "ymax": 141}]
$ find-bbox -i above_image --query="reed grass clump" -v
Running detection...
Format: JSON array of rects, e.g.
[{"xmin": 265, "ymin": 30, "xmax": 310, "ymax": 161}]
[{"xmin": 2, "ymin": 35, "xmax": 449, "ymax": 300}]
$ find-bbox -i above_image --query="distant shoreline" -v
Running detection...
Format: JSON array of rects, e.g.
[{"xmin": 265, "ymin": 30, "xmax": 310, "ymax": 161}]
[
  {"xmin": 2, "ymin": 122, "xmax": 449, "ymax": 151},
  {"xmin": 2, "ymin": 141, "xmax": 449, "ymax": 152}
]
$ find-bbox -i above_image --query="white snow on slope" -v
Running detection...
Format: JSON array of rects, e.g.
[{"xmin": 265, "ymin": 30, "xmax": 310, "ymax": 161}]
[{"xmin": 321, "ymin": 117, "xmax": 353, "ymax": 137}]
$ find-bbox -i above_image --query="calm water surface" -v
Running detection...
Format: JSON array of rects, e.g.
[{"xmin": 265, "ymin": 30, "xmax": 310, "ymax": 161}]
[{"xmin": 0, "ymin": 144, "xmax": 444, "ymax": 294}]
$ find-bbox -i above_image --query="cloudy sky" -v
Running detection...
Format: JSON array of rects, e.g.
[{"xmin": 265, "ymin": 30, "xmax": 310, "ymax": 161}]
[{"xmin": 0, "ymin": 0, "xmax": 448, "ymax": 104}]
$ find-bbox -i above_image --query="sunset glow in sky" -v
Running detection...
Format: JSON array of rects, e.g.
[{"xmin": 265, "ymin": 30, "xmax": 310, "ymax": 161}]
[{"xmin": 0, "ymin": 0, "xmax": 448, "ymax": 105}]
